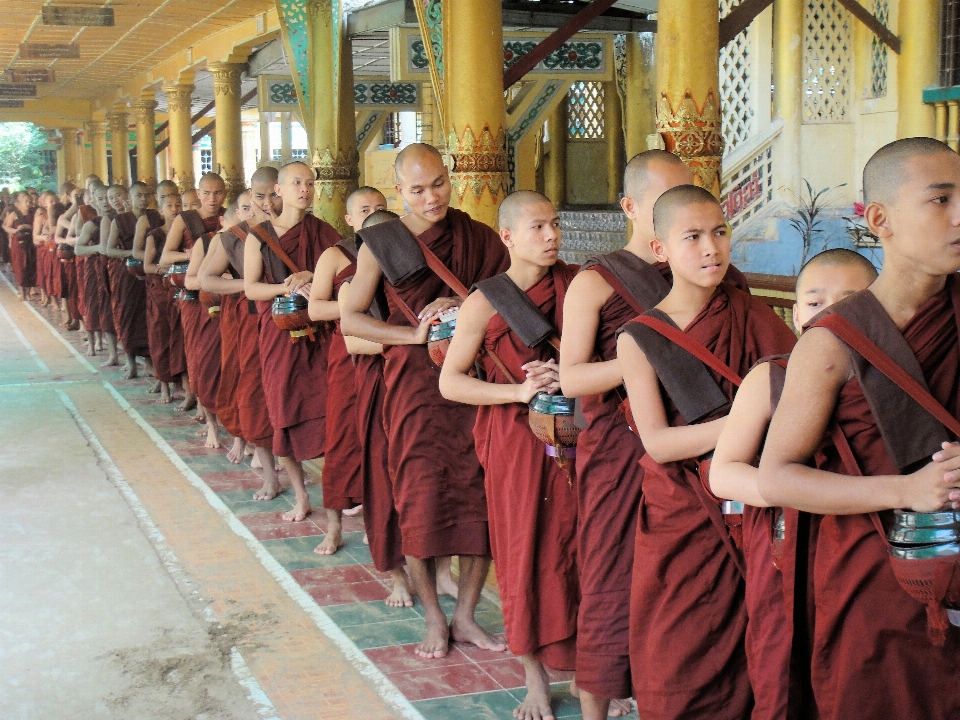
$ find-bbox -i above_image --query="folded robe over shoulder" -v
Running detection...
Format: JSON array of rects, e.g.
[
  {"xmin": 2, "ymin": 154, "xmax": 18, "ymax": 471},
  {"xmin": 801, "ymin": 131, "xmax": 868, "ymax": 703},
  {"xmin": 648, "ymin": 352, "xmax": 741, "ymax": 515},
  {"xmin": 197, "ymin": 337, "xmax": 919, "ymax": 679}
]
[
  {"xmin": 473, "ymin": 263, "xmax": 580, "ymax": 671},
  {"xmin": 620, "ymin": 283, "xmax": 795, "ymax": 720},
  {"xmin": 356, "ymin": 209, "xmax": 509, "ymax": 559}
]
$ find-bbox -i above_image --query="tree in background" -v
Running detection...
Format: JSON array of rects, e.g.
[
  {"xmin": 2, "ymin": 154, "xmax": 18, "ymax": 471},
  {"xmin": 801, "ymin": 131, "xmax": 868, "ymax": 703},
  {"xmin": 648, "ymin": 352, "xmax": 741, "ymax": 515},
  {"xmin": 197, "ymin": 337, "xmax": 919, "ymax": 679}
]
[{"xmin": 0, "ymin": 123, "xmax": 57, "ymax": 191}]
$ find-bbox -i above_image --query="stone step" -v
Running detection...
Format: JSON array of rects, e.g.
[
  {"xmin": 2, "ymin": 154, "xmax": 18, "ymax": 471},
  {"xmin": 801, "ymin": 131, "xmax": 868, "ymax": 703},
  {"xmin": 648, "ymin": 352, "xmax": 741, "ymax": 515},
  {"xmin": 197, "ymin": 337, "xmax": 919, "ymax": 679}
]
[
  {"xmin": 559, "ymin": 210, "xmax": 627, "ymax": 265},
  {"xmin": 558, "ymin": 210, "xmax": 627, "ymax": 233}
]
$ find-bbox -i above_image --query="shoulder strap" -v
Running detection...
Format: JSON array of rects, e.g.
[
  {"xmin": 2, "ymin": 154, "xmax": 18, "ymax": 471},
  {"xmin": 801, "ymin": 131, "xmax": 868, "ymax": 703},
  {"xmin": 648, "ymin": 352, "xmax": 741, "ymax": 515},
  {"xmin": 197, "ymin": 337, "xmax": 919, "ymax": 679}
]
[
  {"xmin": 248, "ymin": 223, "xmax": 302, "ymax": 275},
  {"xmin": 816, "ymin": 313, "xmax": 960, "ymax": 438},
  {"xmin": 634, "ymin": 314, "xmax": 743, "ymax": 388},
  {"xmin": 412, "ymin": 234, "xmax": 469, "ymax": 298},
  {"xmin": 474, "ymin": 273, "xmax": 557, "ymax": 350},
  {"xmin": 591, "ymin": 264, "xmax": 645, "ymax": 315},
  {"xmin": 180, "ymin": 210, "xmax": 207, "ymax": 243}
]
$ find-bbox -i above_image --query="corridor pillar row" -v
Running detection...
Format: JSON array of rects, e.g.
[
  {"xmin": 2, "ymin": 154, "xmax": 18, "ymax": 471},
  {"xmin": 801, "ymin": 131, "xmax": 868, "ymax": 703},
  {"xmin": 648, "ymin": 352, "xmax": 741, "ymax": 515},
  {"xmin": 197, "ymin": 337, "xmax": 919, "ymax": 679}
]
[
  {"xmin": 209, "ymin": 62, "xmax": 247, "ymax": 203},
  {"xmin": 163, "ymin": 77, "xmax": 197, "ymax": 192},
  {"xmin": 133, "ymin": 96, "xmax": 158, "ymax": 190}
]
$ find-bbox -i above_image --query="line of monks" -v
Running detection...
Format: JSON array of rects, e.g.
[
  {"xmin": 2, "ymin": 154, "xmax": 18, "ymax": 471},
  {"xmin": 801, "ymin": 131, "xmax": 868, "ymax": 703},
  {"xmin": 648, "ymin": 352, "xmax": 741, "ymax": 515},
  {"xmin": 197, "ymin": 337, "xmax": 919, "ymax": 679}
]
[{"xmin": 3, "ymin": 137, "xmax": 959, "ymax": 720}]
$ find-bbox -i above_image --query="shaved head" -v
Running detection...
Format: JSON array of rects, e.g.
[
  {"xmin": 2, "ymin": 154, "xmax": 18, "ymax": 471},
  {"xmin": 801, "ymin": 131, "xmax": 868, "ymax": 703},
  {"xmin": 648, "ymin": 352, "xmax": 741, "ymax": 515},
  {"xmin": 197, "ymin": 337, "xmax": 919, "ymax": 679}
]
[
  {"xmin": 129, "ymin": 181, "xmax": 149, "ymax": 193},
  {"xmin": 863, "ymin": 137, "xmax": 955, "ymax": 205},
  {"xmin": 278, "ymin": 161, "xmax": 314, "ymax": 184},
  {"xmin": 624, "ymin": 149, "xmax": 690, "ymax": 202},
  {"xmin": 156, "ymin": 179, "xmax": 178, "ymax": 196},
  {"xmin": 796, "ymin": 248, "xmax": 877, "ymax": 291},
  {"xmin": 347, "ymin": 186, "xmax": 386, "ymax": 214},
  {"xmin": 653, "ymin": 184, "xmax": 722, "ymax": 238},
  {"xmin": 251, "ymin": 165, "xmax": 279, "ymax": 186},
  {"xmin": 198, "ymin": 172, "xmax": 226, "ymax": 191},
  {"xmin": 395, "ymin": 143, "xmax": 444, "ymax": 183},
  {"xmin": 362, "ymin": 209, "xmax": 400, "ymax": 228},
  {"xmin": 497, "ymin": 190, "xmax": 554, "ymax": 231}
]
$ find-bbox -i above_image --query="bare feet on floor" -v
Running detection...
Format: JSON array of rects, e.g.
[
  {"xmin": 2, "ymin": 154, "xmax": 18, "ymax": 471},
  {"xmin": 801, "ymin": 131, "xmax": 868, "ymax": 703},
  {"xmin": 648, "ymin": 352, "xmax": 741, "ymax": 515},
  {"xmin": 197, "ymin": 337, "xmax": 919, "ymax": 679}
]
[
  {"xmin": 85, "ymin": 345, "xmax": 96, "ymax": 357},
  {"xmin": 572, "ymin": 682, "xmax": 634, "ymax": 718},
  {"xmin": 253, "ymin": 478, "xmax": 281, "ymax": 501},
  {"xmin": 607, "ymin": 699, "xmax": 633, "ymax": 717},
  {"xmin": 313, "ymin": 530, "xmax": 343, "ymax": 555},
  {"xmin": 147, "ymin": 380, "xmax": 161, "ymax": 394},
  {"xmin": 226, "ymin": 437, "xmax": 245, "ymax": 464},
  {"xmin": 343, "ymin": 504, "xmax": 363, "ymax": 517},
  {"xmin": 281, "ymin": 498, "xmax": 311, "ymax": 522},
  {"xmin": 124, "ymin": 363, "xmax": 139, "ymax": 380},
  {"xmin": 385, "ymin": 568, "xmax": 414, "ymax": 608},
  {"xmin": 437, "ymin": 562, "xmax": 459, "ymax": 599},
  {"xmin": 450, "ymin": 616, "xmax": 507, "ymax": 653},
  {"xmin": 157, "ymin": 384, "xmax": 172, "ymax": 404},
  {"xmin": 175, "ymin": 394, "xmax": 197, "ymax": 413},
  {"xmin": 100, "ymin": 354, "xmax": 119, "ymax": 368},
  {"xmin": 415, "ymin": 616, "xmax": 450, "ymax": 659},
  {"xmin": 251, "ymin": 453, "xmax": 263, "ymax": 470},
  {"xmin": 204, "ymin": 425, "xmax": 220, "ymax": 449},
  {"xmin": 515, "ymin": 658, "xmax": 554, "ymax": 720}
]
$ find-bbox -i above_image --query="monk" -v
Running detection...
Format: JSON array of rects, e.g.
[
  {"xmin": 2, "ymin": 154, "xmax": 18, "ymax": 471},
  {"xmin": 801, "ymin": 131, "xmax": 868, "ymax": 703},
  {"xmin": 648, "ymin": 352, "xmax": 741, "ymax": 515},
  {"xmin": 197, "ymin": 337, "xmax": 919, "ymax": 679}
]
[
  {"xmin": 32, "ymin": 192, "xmax": 53, "ymax": 307},
  {"xmin": 75, "ymin": 185, "xmax": 116, "ymax": 356},
  {"xmin": 338, "ymin": 209, "xmax": 412, "ymax": 607},
  {"xmin": 243, "ymin": 161, "xmax": 341, "ymax": 522},
  {"xmin": 342, "ymin": 143, "xmax": 510, "ymax": 659},
  {"xmin": 3, "ymin": 191, "xmax": 36, "ymax": 301},
  {"xmin": 57, "ymin": 187, "xmax": 84, "ymax": 331},
  {"xmin": 144, "ymin": 193, "xmax": 183, "ymax": 404},
  {"xmin": 759, "ymin": 138, "xmax": 960, "ymax": 719},
  {"xmin": 248, "ymin": 166, "xmax": 283, "ymax": 219},
  {"xmin": 439, "ymin": 191, "xmax": 579, "ymax": 720},
  {"xmin": 91, "ymin": 185, "xmax": 128, "ymax": 367},
  {"xmin": 616, "ymin": 185, "xmax": 796, "ymax": 719},
  {"xmin": 161, "ymin": 175, "xmax": 226, "ymax": 416},
  {"xmin": 306, "ymin": 186, "xmax": 388, "ymax": 554},
  {"xmin": 132, "ymin": 180, "xmax": 179, "ymax": 264},
  {"xmin": 709, "ymin": 249, "xmax": 876, "ymax": 720}
]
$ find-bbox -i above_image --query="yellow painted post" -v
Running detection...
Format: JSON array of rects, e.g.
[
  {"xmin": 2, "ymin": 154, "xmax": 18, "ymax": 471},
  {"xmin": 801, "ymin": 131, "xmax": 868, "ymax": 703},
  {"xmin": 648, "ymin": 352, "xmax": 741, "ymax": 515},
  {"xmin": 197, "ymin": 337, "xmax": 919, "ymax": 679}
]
[
  {"xmin": 443, "ymin": 0, "xmax": 509, "ymax": 228},
  {"xmin": 606, "ymin": 80, "xmax": 624, "ymax": 203},
  {"xmin": 543, "ymin": 99, "xmax": 567, "ymax": 208},
  {"xmin": 208, "ymin": 62, "xmax": 247, "ymax": 202},
  {"xmin": 281, "ymin": 113, "xmax": 293, "ymax": 163},
  {"xmin": 259, "ymin": 112, "xmax": 272, "ymax": 165},
  {"xmin": 162, "ymin": 77, "xmax": 196, "ymax": 192},
  {"xmin": 897, "ymin": 0, "xmax": 937, "ymax": 138},
  {"xmin": 655, "ymin": 0, "xmax": 723, "ymax": 196},
  {"xmin": 949, "ymin": 101, "xmax": 960, "ymax": 153},
  {"xmin": 59, "ymin": 127, "xmax": 80, "ymax": 185},
  {"xmin": 89, "ymin": 119, "xmax": 109, "ymax": 182},
  {"xmin": 773, "ymin": 0, "xmax": 803, "ymax": 201},
  {"xmin": 420, "ymin": 82, "xmax": 437, "ymax": 146},
  {"xmin": 935, "ymin": 102, "xmax": 949, "ymax": 144},
  {"xmin": 132, "ymin": 97, "xmax": 158, "ymax": 190},
  {"xmin": 623, "ymin": 32, "xmax": 657, "ymax": 161},
  {"xmin": 107, "ymin": 105, "xmax": 131, "ymax": 186}
]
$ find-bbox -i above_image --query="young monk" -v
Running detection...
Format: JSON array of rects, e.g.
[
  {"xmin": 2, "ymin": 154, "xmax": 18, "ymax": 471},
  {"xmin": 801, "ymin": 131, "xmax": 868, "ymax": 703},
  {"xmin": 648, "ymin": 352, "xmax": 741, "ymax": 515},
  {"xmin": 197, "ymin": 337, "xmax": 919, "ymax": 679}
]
[
  {"xmin": 617, "ymin": 185, "xmax": 796, "ymax": 719},
  {"xmin": 32, "ymin": 192, "xmax": 53, "ymax": 307},
  {"xmin": 162, "ymin": 175, "xmax": 226, "ymax": 416},
  {"xmin": 339, "ymin": 208, "xmax": 412, "ymax": 607},
  {"xmin": 3, "ymin": 191, "xmax": 37, "ymax": 301},
  {"xmin": 249, "ymin": 166, "xmax": 283, "ymax": 220},
  {"xmin": 710, "ymin": 249, "xmax": 876, "ymax": 720},
  {"xmin": 306, "ymin": 186, "xmax": 388, "ymax": 555},
  {"xmin": 243, "ymin": 161, "xmax": 341, "ymax": 522},
  {"xmin": 58, "ymin": 187, "xmax": 84, "ymax": 331},
  {"xmin": 91, "ymin": 185, "xmax": 127, "ymax": 367},
  {"xmin": 132, "ymin": 180, "xmax": 179, "ymax": 263},
  {"xmin": 75, "ymin": 185, "xmax": 116, "ymax": 357},
  {"xmin": 439, "ymin": 190, "xmax": 579, "ymax": 720},
  {"xmin": 143, "ymin": 193, "xmax": 183, "ymax": 404},
  {"xmin": 343, "ymin": 143, "xmax": 510, "ymax": 658},
  {"xmin": 759, "ymin": 138, "xmax": 960, "ymax": 719}
]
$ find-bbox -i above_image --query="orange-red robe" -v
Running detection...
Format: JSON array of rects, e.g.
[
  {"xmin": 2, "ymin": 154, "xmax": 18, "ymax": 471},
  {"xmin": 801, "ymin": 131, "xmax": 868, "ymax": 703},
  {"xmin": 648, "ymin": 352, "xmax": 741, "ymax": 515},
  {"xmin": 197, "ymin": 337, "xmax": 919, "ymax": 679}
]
[
  {"xmin": 473, "ymin": 264, "xmax": 580, "ymax": 670},
  {"xmin": 10, "ymin": 209, "xmax": 36, "ymax": 288},
  {"xmin": 109, "ymin": 211, "xmax": 154, "ymax": 358},
  {"xmin": 622, "ymin": 283, "xmax": 795, "ymax": 720},
  {"xmin": 145, "ymin": 226, "xmax": 178, "ymax": 383},
  {"xmin": 212, "ymin": 224, "xmax": 248, "ymax": 440}
]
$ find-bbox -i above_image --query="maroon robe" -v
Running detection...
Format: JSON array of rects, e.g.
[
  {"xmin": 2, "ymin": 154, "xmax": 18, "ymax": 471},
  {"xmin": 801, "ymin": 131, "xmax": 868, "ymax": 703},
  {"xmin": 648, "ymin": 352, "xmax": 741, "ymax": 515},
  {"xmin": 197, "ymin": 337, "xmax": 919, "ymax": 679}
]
[
  {"xmin": 360, "ymin": 209, "xmax": 509, "ymax": 559},
  {"xmin": 802, "ymin": 282, "xmax": 960, "ymax": 720},
  {"xmin": 145, "ymin": 227, "xmax": 178, "ymax": 382},
  {"xmin": 62, "ymin": 253, "xmax": 80, "ymax": 321},
  {"xmin": 211, "ymin": 225, "xmax": 246, "ymax": 440},
  {"xmin": 473, "ymin": 264, "xmax": 579, "ymax": 670},
  {"xmin": 109, "ymin": 211, "xmax": 152, "ymax": 358},
  {"xmin": 79, "ymin": 217, "xmax": 114, "ymax": 335},
  {"xmin": 10, "ymin": 209, "xmax": 36, "ymax": 288},
  {"xmin": 254, "ymin": 215, "xmax": 340, "ymax": 461},
  {"xmin": 221, "ymin": 226, "xmax": 273, "ymax": 448},
  {"xmin": 623, "ymin": 284, "xmax": 796, "ymax": 720},
  {"xmin": 322, "ymin": 245, "xmax": 363, "ymax": 509}
]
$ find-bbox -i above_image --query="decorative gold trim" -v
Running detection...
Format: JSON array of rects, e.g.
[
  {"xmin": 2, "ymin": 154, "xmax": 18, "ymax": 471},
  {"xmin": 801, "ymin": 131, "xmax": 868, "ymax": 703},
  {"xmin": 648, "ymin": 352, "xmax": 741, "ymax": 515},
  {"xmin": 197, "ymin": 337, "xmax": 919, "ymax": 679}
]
[
  {"xmin": 445, "ymin": 124, "xmax": 509, "ymax": 204},
  {"xmin": 161, "ymin": 84, "xmax": 195, "ymax": 113},
  {"xmin": 656, "ymin": 88, "xmax": 723, "ymax": 195}
]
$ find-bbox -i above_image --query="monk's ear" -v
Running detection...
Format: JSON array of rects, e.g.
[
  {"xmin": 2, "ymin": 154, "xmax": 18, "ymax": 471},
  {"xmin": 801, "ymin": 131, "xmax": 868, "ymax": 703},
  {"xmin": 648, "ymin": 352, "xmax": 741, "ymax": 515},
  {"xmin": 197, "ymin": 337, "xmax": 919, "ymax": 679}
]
[
  {"xmin": 499, "ymin": 227, "xmax": 514, "ymax": 249},
  {"xmin": 863, "ymin": 201, "xmax": 891, "ymax": 240},
  {"xmin": 650, "ymin": 235, "xmax": 668, "ymax": 263},
  {"xmin": 620, "ymin": 195, "xmax": 638, "ymax": 221},
  {"xmin": 792, "ymin": 303, "xmax": 803, "ymax": 334}
]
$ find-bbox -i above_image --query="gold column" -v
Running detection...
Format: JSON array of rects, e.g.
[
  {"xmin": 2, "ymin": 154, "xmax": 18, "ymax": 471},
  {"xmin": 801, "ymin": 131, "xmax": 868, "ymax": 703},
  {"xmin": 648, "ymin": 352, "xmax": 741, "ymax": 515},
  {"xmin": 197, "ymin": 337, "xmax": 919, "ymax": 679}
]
[
  {"xmin": 773, "ymin": 0, "xmax": 803, "ymax": 201},
  {"xmin": 443, "ymin": 0, "xmax": 509, "ymax": 227},
  {"xmin": 107, "ymin": 105, "xmax": 131, "ymax": 186},
  {"xmin": 307, "ymin": 7, "xmax": 359, "ymax": 234},
  {"xmin": 162, "ymin": 77, "xmax": 196, "ymax": 192},
  {"xmin": 897, "ymin": 0, "xmax": 937, "ymax": 138},
  {"xmin": 543, "ymin": 99, "xmax": 567, "ymax": 207},
  {"xmin": 420, "ymin": 82, "xmax": 437, "ymax": 146},
  {"xmin": 949, "ymin": 101, "xmax": 960, "ymax": 153},
  {"xmin": 259, "ymin": 111, "xmax": 272, "ymax": 165},
  {"xmin": 606, "ymin": 80, "xmax": 624, "ymax": 203},
  {"xmin": 623, "ymin": 32, "xmax": 657, "ymax": 162},
  {"xmin": 132, "ymin": 97, "xmax": 158, "ymax": 189},
  {"xmin": 281, "ymin": 112, "xmax": 293, "ymax": 163},
  {"xmin": 936, "ymin": 102, "xmax": 949, "ymax": 144},
  {"xmin": 59, "ymin": 127, "xmax": 80, "ymax": 185},
  {"xmin": 655, "ymin": 0, "xmax": 722, "ymax": 196},
  {"xmin": 89, "ymin": 119, "xmax": 109, "ymax": 182},
  {"xmin": 208, "ymin": 61, "xmax": 246, "ymax": 202}
]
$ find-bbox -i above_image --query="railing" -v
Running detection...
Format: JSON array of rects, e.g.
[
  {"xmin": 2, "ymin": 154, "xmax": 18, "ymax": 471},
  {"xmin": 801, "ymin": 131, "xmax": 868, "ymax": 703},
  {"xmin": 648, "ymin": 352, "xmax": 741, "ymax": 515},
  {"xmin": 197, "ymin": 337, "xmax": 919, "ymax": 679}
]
[
  {"xmin": 923, "ymin": 86, "xmax": 960, "ymax": 152},
  {"xmin": 720, "ymin": 118, "xmax": 783, "ymax": 232},
  {"xmin": 745, "ymin": 272, "xmax": 797, "ymax": 332}
]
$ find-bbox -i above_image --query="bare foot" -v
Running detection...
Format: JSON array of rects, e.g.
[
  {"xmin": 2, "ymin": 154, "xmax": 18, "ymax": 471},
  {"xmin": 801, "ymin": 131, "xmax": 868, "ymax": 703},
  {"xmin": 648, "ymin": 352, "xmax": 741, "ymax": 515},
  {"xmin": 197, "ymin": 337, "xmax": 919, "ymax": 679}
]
[
  {"xmin": 226, "ymin": 437, "xmax": 245, "ymax": 464},
  {"xmin": 147, "ymin": 381, "xmax": 161, "ymax": 394},
  {"xmin": 85, "ymin": 346, "xmax": 96, "ymax": 357},
  {"xmin": 385, "ymin": 569, "xmax": 414, "ymax": 608},
  {"xmin": 343, "ymin": 504, "xmax": 363, "ymax": 517},
  {"xmin": 415, "ymin": 616, "xmax": 450, "ymax": 659},
  {"xmin": 608, "ymin": 699, "xmax": 633, "ymax": 717},
  {"xmin": 157, "ymin": 384, "xmax": 172, "ymax": 405},
  {"xmin": 450, "ymin": 616, "xmax": 507, "ymax": 652},
  {"xmin": 100, "ymin": 354, "xmax": 119, "ymax": 368},
  {"xmin": 281, "ymin": 498, "xmax": 311, "ymax": 522},
  {"xmin": 253, "ymin": 478, "xmax": 281, "ymax": 501},
  {"xmin": 515, "ymin": 658, "xmax": 554, "ymax": 720},
  {"xmin": 313, "ymin": 531, "xmax": 343, "ymax": 555},
  {"xmin": 437, "ymin": 560, "xmax": 459, "ymax": 599},
  {"xmin": 193, "ymin": 408, "xmax": 206, "ymax": 424},
  {"xmin": 175, "ymin": 394, "xmax": 197, "ymax": 413},
  {"xmin": 251, "ymin": 453, "xmax": 263, "ymax": 470},
  {"xmin": 204, "ymin": 425, "xmax": 221, "ymax": 449},
  {"xmin": 363, "ymin": 533, "xmax": 369, "ymax": 545},
  {"xmin": 124, "ymin": 363, "xmax": 139, "ymax": 380}
]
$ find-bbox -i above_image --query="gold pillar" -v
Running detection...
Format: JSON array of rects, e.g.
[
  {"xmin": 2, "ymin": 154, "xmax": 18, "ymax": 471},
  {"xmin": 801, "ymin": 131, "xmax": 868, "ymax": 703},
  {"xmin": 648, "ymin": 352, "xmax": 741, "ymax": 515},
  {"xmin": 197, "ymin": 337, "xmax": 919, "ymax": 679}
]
[
  {"xmin": 655, "ymin": 0, "xmax": 722, "ymax": 196},
  {"xmin": 208, "ymin": 61, "xmax": 246, "ymax": 202},
  {"xmin": 89, "ymin": 119, "xmax": 109, "ymax": 182},
  {"xmin": 259, "ymin": 111, "xmax": 272, "ymax": 165},
  {"xmin": 443, "ymin": 0, "xmax": 509, "ymax": 228},
  {"xmin": 936, "ymin": 102, "xmax": 949, "ymax": 144},
  {"xmin": 543, "ymin": 99, "xmax": 566, "ymax": 208},
  {"xmin": 897, "ymin": 0, "xmax": 937, "ymax": 138},
  {"xmin": 281, "ymin": 112, "xmax": 293, "ymax": 163},
  {"xmin": 132, "ymin": 97, "xmax": 158, "ymax": 189},
  {"xmin": 107, "ymin": 105, "xmax": 131, "ymax": 186},
  {"xmin": 59, "ymin": 127, "xmax": 81, "ymax": 185},
  {"xmin": 773, "ymin": 0, "xmax": 803, "ymax": 201},
  {"xmin": 420, "ymin": 82, "xmax": 437, "ymax": 146},
  {"xmin": 949, "ymin": 101, "xmax": 960, "ymax": 153},
  {"xmin": 606, "ymin": 80, "xmax": 624, "ymax": 203},
  {"xmin": 157, "ymin": 140, "xmax": 169, "ymax": 181},
  {"xmin": 162, "ymin": 78, "xmax": 196, "ymax": 192},
  {"xmin": 623, "ymin": 33, "xmax": 657, "ymax": 162},
  {"xmin": 307, "ymin": 8, "xmax": 359, "ymax": 234}
]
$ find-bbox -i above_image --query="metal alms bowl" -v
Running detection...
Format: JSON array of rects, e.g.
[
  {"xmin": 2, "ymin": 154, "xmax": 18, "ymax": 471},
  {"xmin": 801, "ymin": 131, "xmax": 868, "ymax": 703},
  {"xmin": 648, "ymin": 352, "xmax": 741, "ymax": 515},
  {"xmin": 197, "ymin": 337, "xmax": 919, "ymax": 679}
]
[
  {"xmin": 887, "ymin": 510, "xmax": 960, "ymax": 547},
  {"xmin": 426, "ymin": 317, "xmax": 457, "ymax": 344},
  {"xmin": 890, "ymin": 541, "xmax": 960, "ymax": 561},
  {"xmin": 528, "ymin": 392, "xmax": 576, "ymax": 416},
  {"xmin": 165, "ymin": 261, "xmax": 190, "ymax": 288}
]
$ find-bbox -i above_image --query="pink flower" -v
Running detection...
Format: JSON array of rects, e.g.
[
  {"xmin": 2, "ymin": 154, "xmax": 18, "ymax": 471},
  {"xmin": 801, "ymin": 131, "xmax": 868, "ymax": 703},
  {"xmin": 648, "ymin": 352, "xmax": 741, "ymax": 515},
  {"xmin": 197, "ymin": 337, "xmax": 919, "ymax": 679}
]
[{"xmin": 854, "ymin": 202, "xmax": 865, "ymax": 216}]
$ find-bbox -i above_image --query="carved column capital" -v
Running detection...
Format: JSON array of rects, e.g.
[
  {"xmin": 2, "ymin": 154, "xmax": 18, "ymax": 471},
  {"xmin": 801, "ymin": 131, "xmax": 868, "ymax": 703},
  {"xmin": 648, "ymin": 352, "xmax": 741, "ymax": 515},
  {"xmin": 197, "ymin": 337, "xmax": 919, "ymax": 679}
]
[
  {"xmin": 88, "ymin": 119, "xmax": 109, "ymax": 138},
  {"xmin": 161, "ymin": 84, "xmax": 195, "ymax": 113},
  {"xmin": 131, "ymin": 99, "xmax": 157, "ymax": 125},
  {"xmin": 207, "ymin": 62, "xmax": 245, "ymax": 97},
  {"xmin": 656, "ymin": 89, "xmax": 723, "ymax": 195}
]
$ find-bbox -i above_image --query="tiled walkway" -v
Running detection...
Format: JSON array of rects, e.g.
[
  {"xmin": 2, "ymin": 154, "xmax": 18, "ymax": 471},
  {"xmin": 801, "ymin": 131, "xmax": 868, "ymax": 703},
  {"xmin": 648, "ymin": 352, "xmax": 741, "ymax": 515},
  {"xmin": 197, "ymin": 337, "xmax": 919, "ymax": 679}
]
[{"xmin": 7, "ymin": 275, "xmax": 591, "ymax": 720}]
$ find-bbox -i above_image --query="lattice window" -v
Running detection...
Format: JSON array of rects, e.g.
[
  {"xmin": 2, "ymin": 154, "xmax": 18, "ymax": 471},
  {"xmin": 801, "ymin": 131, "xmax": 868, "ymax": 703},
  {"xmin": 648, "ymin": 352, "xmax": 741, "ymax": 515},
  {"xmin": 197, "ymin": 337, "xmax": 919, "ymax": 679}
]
[
  {"xmin": 802, "ymin": 0, "xmax": 852, "ymax": 123},
  {"xmin": 200, "ymin": 148, "xmax": 212, "ymax": 174},
  {"xmin": 567, "ymin": 82, "xmax": 605, "ymax": 140},
  {"xmin": 870, "ymin": 0, "xmax": 889, "ymax": 97},
  {"xmin": 291, "ymin": 149, "xmax": 308, "ymax": 160},
  {"xmin": 272, "ymin": 149, "xmax": 282, "ymax": 161},
  {"xmin": 719, "ymin": 0, "xmax": 755, "ymax": 152},
  {"xmin": 381, "ymin": 112, "xmax": 401, "ymax": 146},
  {"xmin": 940, "ymin": 0, "xmax": 960, "ymax": 87}
]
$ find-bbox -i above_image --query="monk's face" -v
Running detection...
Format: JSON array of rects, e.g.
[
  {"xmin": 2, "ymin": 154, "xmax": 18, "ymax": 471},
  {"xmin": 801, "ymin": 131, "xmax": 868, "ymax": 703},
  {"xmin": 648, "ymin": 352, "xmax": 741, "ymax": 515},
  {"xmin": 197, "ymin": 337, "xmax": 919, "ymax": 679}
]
[
  {"xmin": 869, "ymin": 152, "xmax": 960, "ymax": 276},
  {"xmin": 623, "ymin": 160, "xmax": 694, "ymax": 242},
  {"xmin": 197, "ymin": 179, "xmax": 225, "ymax": 215},
  {"xmin": 396, "ymin": 154, "xmax": 450, "ymax": 224},
  {"xmin": 182, "ymin": 191, "xmax": 201, "ymax": 212},
  {"xmin": 793, "ymin": 263, "xmax": 876, "ymax": 330},
  {"xmin": 93, "ymin": 189, "xmax": 109, "ymax": 213},
  {"xmin": 236, "ymin": 193, "xmax": 255, "ymax": 224},
  {"xmin": 345, "ymin": 191, "xmax": 387, "ymax": 233},
  {"xmin": 129, "ymin": 186, "xmax": 149, "ymax": 212},
  {"xmin": 501, "ymin": 201, "xmax": 561, "ymax": 268},
  {"xmin": 276, "ymin": 165, "xmax": 315, "ymax": 211},
  {"xmin": 251, "ymin": 179, "xmax": 282, "ymax": 216},
  {"xmin": 15, "ymin": 194, "xmax": 30, "ymax": 213},
  {"xmin": 652, "ymin": 202, "xmax": 730, "ymax": 288},
  {"xmin": 107, "ymin": 188, "xmax": 127, "ymax": 212},
  {"xmin": 161, "ymin": 196, "xmax": 182, "ymax": 223}
]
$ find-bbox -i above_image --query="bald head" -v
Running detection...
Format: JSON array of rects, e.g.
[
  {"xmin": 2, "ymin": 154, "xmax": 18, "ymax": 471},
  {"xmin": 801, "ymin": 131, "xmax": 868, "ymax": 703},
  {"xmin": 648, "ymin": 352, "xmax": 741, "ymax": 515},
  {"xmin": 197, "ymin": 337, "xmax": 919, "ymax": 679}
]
[
  {"xmin": 395, "ymin": 143, "xmax": 444, "ymax": 183},
  {"xmin": 347, "ymin": 186, "xmax": 386, "ymax": 214},
  {"xmin": 251, "ymin": 165, "xmax": 279, "ymax": 186},
  {"xmin": 863, "ymin": 137, "xmax": 955, "ymax": 205},
  {"xmin": 362, "ymin": 209, "xmax": 400, "ymax": 229},
  {"xmin": 624, "ymin": 150, "xmax": 690, "ymax": 202},
  {"xmin": 278, "ymin": 161, "xmax": 313, "ymax": 184},
  {"xmin": 653, "ymin": 184, "xmax": 722, "ymax": 239},
  {"xmin": 796, "ymin": 248, "xmax": 877, "ymax": 291},
  {"xmin": 498, "ymin": 190, "xmax": 554, "ymax": 231}
]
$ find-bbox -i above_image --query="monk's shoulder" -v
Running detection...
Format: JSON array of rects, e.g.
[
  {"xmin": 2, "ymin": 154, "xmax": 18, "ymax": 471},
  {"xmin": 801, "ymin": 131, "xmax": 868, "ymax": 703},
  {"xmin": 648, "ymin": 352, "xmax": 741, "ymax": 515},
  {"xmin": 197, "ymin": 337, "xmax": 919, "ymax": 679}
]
[
  {"xmin": 305, "ymin": 213, "xmax": 342, "ymax": 250},
  {"xmin": 461, "ymin": 287, "xmax": 498, "ymax": 327}
]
